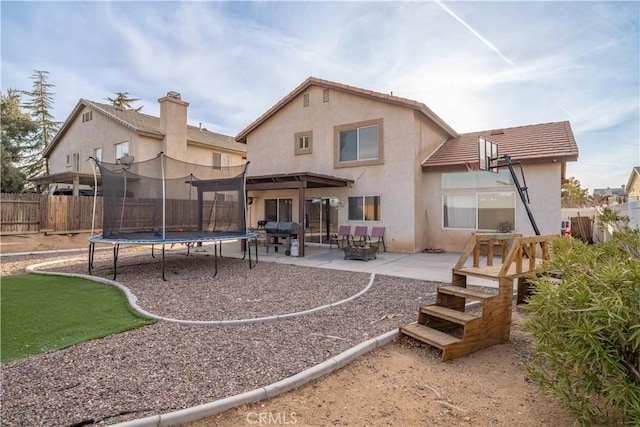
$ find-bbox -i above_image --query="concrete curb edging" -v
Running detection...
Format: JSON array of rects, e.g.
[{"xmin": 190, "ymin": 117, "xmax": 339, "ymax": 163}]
[
  {"xmin": 115, "ymin": 329, "xmax": 399, "ymax": 427},
  {"xmin": 25, "ymin": 260, "xmax": 376, "ymax": 326}
]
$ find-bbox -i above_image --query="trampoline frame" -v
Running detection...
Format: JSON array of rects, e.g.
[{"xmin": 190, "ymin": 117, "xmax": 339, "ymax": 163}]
[{"xmin": 88, "ymin": 232, "xmax": 258, "ymax": 281}]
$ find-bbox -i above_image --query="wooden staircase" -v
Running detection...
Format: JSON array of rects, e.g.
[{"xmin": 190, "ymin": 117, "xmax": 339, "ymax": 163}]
[{"xmin": 400, "ymin": 233, "xmax": 557, "ymax": 361}]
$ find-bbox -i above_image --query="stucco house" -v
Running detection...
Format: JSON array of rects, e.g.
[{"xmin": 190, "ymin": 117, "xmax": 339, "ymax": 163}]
[
  {"xmin": 34, "ymin": 91, "xmax": 247, "ymax": 194},
  {"xmin": 237, "ymin": 77, "xmax": 579, "ymax": 254}
]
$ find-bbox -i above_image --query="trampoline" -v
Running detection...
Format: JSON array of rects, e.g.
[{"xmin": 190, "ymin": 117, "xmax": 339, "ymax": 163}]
[{"xmin": 87, "ymin": 152, "xmax": 258, "ymax": 280}]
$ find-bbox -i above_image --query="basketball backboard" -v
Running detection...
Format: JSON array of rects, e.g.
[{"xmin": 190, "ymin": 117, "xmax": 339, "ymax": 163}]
[{"xmin": 478, "ymin": 137, "xmax": 499, "ymax": 173}]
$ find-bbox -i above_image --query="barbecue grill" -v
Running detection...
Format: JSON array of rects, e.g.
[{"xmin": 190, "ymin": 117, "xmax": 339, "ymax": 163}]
[{"xmin": 264, "ymin": 221, "xmax": 300, "ymax": 255}]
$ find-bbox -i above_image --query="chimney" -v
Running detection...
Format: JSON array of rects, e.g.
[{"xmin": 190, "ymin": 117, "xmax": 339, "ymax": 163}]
[{"xmin": 158, "ymin": 91, "xmax": 189, "ymax": 160}]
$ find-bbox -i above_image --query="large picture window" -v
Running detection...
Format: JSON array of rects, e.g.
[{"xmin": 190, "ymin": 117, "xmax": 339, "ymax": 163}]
[
  {"xmin": 443, "ymin": 192, "xmax": 515, "ymax": 230},
  {"xmin": 334, "ymin": 119, "xmax": 383, "ymax": 168},
  {"xmin": 348, "ymin": 196, "xmax": 381, "ymax": 221}
]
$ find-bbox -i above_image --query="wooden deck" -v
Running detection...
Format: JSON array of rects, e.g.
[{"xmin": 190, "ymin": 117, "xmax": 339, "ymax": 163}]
[{"xmin": 400, "ymin": 233, "xmax": 558, "ymax": 361}]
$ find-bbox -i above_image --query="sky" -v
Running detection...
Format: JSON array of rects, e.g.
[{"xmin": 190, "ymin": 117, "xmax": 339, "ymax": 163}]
[{"xmin": 2, "ymin": 0, "xmax": 638, "ymax": 193}]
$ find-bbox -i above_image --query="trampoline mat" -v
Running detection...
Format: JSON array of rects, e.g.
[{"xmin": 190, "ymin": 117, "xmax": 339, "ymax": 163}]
[{"xmin": 89, "ymin": 231, "xmax": 257, "ymax": 245}]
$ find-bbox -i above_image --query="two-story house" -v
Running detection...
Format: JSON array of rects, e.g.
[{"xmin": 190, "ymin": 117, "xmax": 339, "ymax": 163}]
[
  {"xmin": 33, "ymin": 91, "xmax": 247, "ymax": 195},
  {"xmin": 237, "ymin": 77, "xmax": 579, "ymax": 254}
]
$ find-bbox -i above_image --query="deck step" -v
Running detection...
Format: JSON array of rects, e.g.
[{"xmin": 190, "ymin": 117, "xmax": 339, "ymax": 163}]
[
  {"xmin": 400, "ymin": 323, "xmax": 461, "ymax": 349},
  {"xmin": 419, "ymin": 305, "xmax": 479, "ymax": 324},
  {"xmin": 438, "ymin": 285, "xmax": 497, "ymax": 301}
]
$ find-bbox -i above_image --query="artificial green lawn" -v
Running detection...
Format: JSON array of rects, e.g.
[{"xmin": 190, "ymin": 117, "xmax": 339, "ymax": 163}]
[{"xmin": 1, "ymin": 274, "xmax": 156, "ymax": 364}]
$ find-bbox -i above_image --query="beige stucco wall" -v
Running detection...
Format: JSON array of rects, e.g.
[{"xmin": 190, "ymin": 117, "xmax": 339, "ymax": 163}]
[
  {"xmin": 246, "ymin": 86, "xmax": 449, "ymax": 252},
  {"xmin": 421, "ymin": 162, "xmax": 563, "ymax": 252}
]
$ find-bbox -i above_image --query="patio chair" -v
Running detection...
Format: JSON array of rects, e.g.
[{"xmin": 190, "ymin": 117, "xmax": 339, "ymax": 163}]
[
  {"xmin": 370, "ymin": 226, "xmax": 386, "ymax": 252},
  {"xmin": 330, "ymin": 225, "xmax": 353, "ymax": 250},
  {"xmin": 353, "ymin": 226, "xmax": 369, "ymax": 247}
]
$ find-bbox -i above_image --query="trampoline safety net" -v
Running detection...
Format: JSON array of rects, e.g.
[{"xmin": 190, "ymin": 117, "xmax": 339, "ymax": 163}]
[{"xmin": 91, "ymin": 153, "xmax": 249, "ymax": 240}]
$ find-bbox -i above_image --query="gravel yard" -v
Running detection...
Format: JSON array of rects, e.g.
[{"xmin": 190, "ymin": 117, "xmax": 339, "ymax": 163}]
[{"xmin": 1, "ymin": 249, "xmax": 440, "ymax": 426}]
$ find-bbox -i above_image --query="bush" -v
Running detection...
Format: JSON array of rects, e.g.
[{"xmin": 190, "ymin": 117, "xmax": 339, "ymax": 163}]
[{"xmin": 524, "ymin": 229, "xmax": 640, "ymax": 426}]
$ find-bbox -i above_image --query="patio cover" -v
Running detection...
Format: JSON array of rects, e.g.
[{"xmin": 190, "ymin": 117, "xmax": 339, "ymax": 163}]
[{"xmin": 246, "ymin": 172, "xmax": 353, "ymax": 256}]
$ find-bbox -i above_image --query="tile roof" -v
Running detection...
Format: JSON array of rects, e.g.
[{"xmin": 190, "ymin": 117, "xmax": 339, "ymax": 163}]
[
  {"xmin": 45, "ymin": 99, "xmax": 245, "ymax": 157},
  {"xmin": 235, "ymin": 76, "xmax": 458, "ymax": 143},
  {"xmin": 422, "ymin": 121, "xmax": 579, "ymax": 170}
]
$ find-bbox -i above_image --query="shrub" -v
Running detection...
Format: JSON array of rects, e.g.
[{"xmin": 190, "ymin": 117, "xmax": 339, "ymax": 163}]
[{"xmin": 524, "ymin": 229, "xmax": 640, "ymax": 426}]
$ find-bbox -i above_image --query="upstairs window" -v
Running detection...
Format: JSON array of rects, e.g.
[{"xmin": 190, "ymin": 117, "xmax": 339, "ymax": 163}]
[
  {"xmin": 303, "ymin": 93, "xmax": 310, "ymax": 107},
  {"xmin": 334, "ymin": 119, "xmax": 383, "ymax": 168},
  {"xmin": 82, "ymin": 111, "xmax": 93, "ymax": 123},
  {"xmin": 323, "ymin": 89, "xmax": 330, "ymax": 103},
  {"xmin": 114, "ymin": 141, "xmax": 129, "ymax": 165},
  {"xmin": 213, "ymin": 152, "xmax": 230, "ymax": 170},
  {"xmin": 294, "ymin": 131, "xmax": 313, "ymax": 155},
  {"xmin": 93, "ymin": 148, "xmax": 102, "ymax": 170},
  {"xmin": 72, "ymin": 153, "xmax": 80, "ymax": 172}
]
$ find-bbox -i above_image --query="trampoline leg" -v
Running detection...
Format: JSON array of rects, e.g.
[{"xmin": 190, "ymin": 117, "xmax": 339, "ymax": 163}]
[
  {"xmin": 213, "ymin": 242, "xmax": 218, "ymax": 277},
  {"xmin": 151, "ymin": 244, "xmax": 156, "ymax": 258},
  {"xmin": 162, "ymin": 244, "xmax": 167, "ymax": 281},
  {"xmin": 113, "ymin": 244, "xmax": 120, "ymax": 280},
  {"xmin": 249, "ymin": 237, "xmax": 258, "ymax": 269},
  {"xmin": 88, "ymin": 242, "xmax": 95, "ymax": 275},
  {"xmin": 219, "ymin": 241, "xmax": 223, "ymax": 258}
]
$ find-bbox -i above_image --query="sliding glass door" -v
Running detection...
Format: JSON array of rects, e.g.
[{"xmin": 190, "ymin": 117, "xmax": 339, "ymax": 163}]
[{"xmin": 305, "ymin": 198, "xmax": 339, "ymax": 244}]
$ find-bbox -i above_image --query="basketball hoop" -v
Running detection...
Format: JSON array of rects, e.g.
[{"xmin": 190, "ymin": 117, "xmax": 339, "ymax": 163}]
[{"xmin": 466, "ymin": 161, "xmax": 480, "ymax": 172}]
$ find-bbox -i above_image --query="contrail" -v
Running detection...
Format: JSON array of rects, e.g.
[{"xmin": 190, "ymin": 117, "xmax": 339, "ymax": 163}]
[{"xmin": 434, "ymin": 0, "xmax": 520, "ymax": 71}]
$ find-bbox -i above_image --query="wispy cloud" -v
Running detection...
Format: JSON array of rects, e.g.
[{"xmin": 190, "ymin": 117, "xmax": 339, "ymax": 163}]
[{"xmin": 1, "ymin": 1, "xmax": 638, "ymax": 191}]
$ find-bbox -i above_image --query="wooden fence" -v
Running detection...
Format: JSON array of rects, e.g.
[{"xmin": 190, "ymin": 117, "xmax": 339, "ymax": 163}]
[
  {"xmin": 0, "ymin": 193, "xmax": 103, "ymax": 235},
  {"xmin": 1, "ymin": 194, "xmax": 238, "ymax": 235}
]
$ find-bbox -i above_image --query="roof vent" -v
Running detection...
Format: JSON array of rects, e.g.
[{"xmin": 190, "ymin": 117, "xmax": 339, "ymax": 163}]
[
  {"xmin": 490, "ymin": 130, "xmax": 504, "ymax": 136},
  {"xmin": 167, "ymin": 91, "xmax": 181, "ymax": 99}
]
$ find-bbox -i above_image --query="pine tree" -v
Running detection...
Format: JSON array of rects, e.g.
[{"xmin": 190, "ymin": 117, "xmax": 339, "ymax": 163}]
[
  {"xmin": 21, "ymin": 70, "xmax": 60, "ymax": 178},
  {"xmin": 1, "ymin": 89, "xmax": 38, "ymax": 192},
  {"xmin": 105, "ymin": 92, "xmax": 143, "ymax": 111}
]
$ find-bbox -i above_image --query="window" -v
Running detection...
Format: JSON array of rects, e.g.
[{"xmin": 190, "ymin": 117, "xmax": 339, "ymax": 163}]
[
  {"xmin": 93, "ymin": 148, "xmax": 102, "ymax": 170},
  {"xmin": 72, "ymin": 153, "xmax": 80, "ymax": 172},
  {"xmin": 348, "ymin": 196, "xmax": 381, "ymax": 221},
  {"xmin": 441, "ymin": 170, "xmax": 514, "ymax": 189},
  {"xmin": 114, "ymin": 141, "xmax": 129, "ymax": 164},
  {"xmin": 82, "ymin": 111, "xmax": 93, "ymax": 123},
  {"xmin": 213, "ymin": 152, "xmax": 230, "ymax": 170},
  {"xmin": 334, "ymin": 119, "xmax": 383, "ymax": 167},
  {"xmin": 443, "ymin": 192, "xmax": 515, "ymax": 230},
  {"xmin": 323, "ymin": 89, "xmax": 330, "ymax": 103},
  {"xmin": 303, "ymin": 93, "xmax": 310, "ymax": 107},
  {"xmin": 294, "ymin": 131, "xmax": 313, "ymax": 155},
  {"xmin": 265, "ymin": 198, "xmax": 292, "ymax": 222}
]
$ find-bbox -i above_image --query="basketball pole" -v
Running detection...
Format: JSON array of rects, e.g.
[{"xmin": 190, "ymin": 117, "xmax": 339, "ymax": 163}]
[{"xmin": 496, "ymin": 154, "xmax": 541, "ymax": 236}]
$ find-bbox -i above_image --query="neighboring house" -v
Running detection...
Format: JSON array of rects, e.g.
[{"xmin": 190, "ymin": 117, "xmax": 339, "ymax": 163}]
[
  {"xmin": 33, "ymin": 91, "xmax": 247, "ymax": 195},
  {"xmin": 237, "ymin": 77, "xmax": 579, "ymax": 254},
  {"xmin": 625, "ymin": 166, "xmax": 640, "ymax": 201},
  {"xmin": 593, "ymin": 187, "xmax": 626, "ymax": 205}
]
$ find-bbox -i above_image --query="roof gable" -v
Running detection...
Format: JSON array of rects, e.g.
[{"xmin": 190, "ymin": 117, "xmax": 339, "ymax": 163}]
[
  {"xmin": 626, "ymin": 166, "xmax": 640, "ymax": 191},
  {"xmin": 45, "ymin": 99, "xmax": 245, "ymax": 157},
  {"xmin": 235, "ymin": 76, "xmax": 458, "ymax": 143},
  {"xmin": 422, "ymin": 121, "xmax": 579, "ymax": 170}
]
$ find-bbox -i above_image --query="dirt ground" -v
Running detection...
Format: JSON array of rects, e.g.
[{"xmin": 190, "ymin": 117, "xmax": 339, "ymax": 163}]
[
  {"xmin": 186, "ymin": 311, "xmax": 573, "ymax": 427},
  {"xmin": 1, "ymin": 233, "xmax": 574, "ymax": 427}
]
